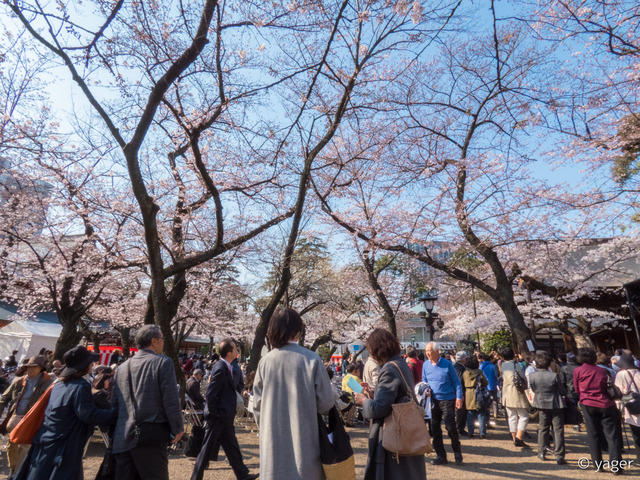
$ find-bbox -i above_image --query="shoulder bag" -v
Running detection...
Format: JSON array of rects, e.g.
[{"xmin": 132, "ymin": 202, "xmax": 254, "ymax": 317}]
[
  {"xmin": 620, "ymin": 371, "xmax": 640, "ymax": 415},
  {"xmin": 9, "ymin": 382, "xmax": 55, "ymax": 445},
  {"xmin": 184, "ymin": 424, "xmax": 206, "ymax": 458},
  {"xmin": 606, "ymin": 372, "xmax": 623, "ymax": 400},
  {"xmin": 127, "ymin": 363, "xmax": 172, "ymax": 445},
  {"xmin": 318, "ymin": 406, "xmax": 355, "ymax": 480},
  {"xmin": 512, "ymin": 361, "xmax": 526, "ymax": 392},
  {"xmin": 382, "ymin": 361, "xmax": 433, "ymax": 457}
]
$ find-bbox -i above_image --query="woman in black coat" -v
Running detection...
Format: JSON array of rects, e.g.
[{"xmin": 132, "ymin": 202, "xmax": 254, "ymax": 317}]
[
  {"xmin": 354, "ymin": 329, "xmax": 426, "ymax": 480},
  {"xmin": 16, "ymin": 346, "xmax": 116, "ymax": 480}
]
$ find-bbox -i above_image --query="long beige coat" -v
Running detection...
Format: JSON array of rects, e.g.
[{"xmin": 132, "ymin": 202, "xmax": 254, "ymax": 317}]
[
  {"xmin": 253, "ymin": 343, "xmax": 334, "ymax": 480},
  {"xmin": 501, "ymin": 361, "xmax": 531, "ymax": 409}
]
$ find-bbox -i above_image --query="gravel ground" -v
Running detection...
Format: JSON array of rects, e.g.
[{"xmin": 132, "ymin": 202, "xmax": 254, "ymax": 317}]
[{"xmin": 1, "ymin": 415, "xmax": 638, "ymax": 479}]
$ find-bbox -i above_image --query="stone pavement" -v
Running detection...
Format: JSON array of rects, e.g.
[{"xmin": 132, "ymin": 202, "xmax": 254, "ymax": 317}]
[{"xmin": 1, "ymin": 415, "xmax": 638, "ymax": 479}]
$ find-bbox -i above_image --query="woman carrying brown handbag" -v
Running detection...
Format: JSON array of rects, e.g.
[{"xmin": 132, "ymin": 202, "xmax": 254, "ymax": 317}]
[{"xmin": 354, "ymin": 328, "xmax": 427, "ymax": 480}]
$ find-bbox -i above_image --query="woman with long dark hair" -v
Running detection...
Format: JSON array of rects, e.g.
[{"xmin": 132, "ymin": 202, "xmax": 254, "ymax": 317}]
[
  {"xmin": 15, "ymin": 346, "xmax": 116, "ymax": 480},
  {"xmin": 353, "ymin": 328, "xmax": 426, "ymax": 480}
]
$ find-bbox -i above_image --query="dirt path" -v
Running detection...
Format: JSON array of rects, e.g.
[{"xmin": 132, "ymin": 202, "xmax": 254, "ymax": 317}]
[{"xmin": 1, "ymin": 416, "xmax": 638, "ymax": 479}]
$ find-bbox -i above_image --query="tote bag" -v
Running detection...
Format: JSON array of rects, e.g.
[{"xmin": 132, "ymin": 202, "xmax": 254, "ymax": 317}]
[
  {"xmin": 382, "ymin": 362, "xmax": 433, "ymax": 457},
  {"xmin": 9, "ymin": 383, "xmax": 55, "ymax": 445},
  {"xmin": 318, "ymin": 406, "xmax": 355, "ymax": 480}
]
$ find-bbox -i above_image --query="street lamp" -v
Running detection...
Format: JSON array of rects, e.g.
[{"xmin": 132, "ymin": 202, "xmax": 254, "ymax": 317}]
[{"xmin": 418, "ymin": 288, "xmax": 438, "ymax": 342}]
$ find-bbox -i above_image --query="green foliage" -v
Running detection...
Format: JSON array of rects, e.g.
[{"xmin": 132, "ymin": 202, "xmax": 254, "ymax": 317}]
[
  {"xmin": 317, "ymin": 344, "xmax": 332, "ymax": 361},
  {"xmin": 449, "ymin": 247, "xmax": 484, "ymax": 270},
  {"xmin": 263, "ymin": 236, "xmax": 332, "ymax": 300},
  {"xmin": 480, "ymin": 329, "xmax": 512, "ymax": 353},
  {"xmin": 374, "ymin": 254, "xmax": 405, "ymax": 276}
]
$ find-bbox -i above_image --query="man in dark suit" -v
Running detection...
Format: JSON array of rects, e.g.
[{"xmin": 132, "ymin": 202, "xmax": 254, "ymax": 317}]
[{"xmin": 190, "ymin": 339, "xmax": 257, "ymax": 480}]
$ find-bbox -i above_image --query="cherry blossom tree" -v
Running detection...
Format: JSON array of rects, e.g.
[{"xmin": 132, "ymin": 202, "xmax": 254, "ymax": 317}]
[
  {"xmin": 313, "ymin": 2, "xmax": 639, "ymax": 352},
  {"xmin": 519, "ymin": 1, "xmax": 640, "ymax": 193},
  {"xmin": 0, "ymin": 156, "xmax": 139, "ymax": 359},
  {"xmin": 245, "ymin": 0, "xmax": 467, "ymax": 372},
  {"xmin": 431, "ymin": 236, "xmax": 640, "ymax": 350}
]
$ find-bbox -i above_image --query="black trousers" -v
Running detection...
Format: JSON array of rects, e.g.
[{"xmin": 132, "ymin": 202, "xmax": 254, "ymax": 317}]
[
  {"xmin": 190, "ymin": 416, "xmax": 249, "ymax": 480},
  {"xmin": 538, "ymin": 408, "xmax": 565, "ymax": 459},
  {"xmin": 456, "ymin": 400, "xmax": 467, "ymax": 434},
  {"xmin": 431, "ymin": 398, "xmax": 461, "ymax": 458},
  {"xmin": 580, "ymin": 404, "xmax": 622, "ymax": 465},
  {"xmin": 114, "ymin": 443, "xmax": 169, "ymax": 480}
]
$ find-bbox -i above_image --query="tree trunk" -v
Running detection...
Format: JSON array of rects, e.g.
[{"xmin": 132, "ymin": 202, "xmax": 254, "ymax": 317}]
[
  {"xmin": 499, "ymin": 294, "xmax": 534, "ymax": 353},
  {"xmin": 328, "ymin": 345, "xmax": 337, "ymax": 359},
  {"xmin": 119, "ymin": 327, "xmax": 132, "ymax": 359},
  {"xmin": 53, "ymin": 316, "xmax": 84, "ymax": 361},
  {"xmin": 573, "ymin": 332, "xmax": 595, "ymax": 349},
  {"xmin": 362, "ymin": 254, "xmax": 397, "ymax": 337},
  {"xmin": 309, "ymin": 331, "xmax": 333, "ymax": 352}
]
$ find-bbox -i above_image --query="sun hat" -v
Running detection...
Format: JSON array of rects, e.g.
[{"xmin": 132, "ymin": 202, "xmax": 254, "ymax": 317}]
[
  {"xmin": 24, "ymin": 355, "xmax": 47, "ymax": 369},
  {"xmin": 60, "ymin": 346, "xmax": 100, "ymax": 377}
]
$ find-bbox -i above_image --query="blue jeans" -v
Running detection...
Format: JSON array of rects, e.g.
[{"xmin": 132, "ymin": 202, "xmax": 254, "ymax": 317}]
[{"xmin": 467, "ymin": 409, "xmax": 488, "ymax": 436}]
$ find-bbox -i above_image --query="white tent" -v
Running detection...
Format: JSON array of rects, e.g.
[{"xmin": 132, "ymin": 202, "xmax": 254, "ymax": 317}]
[{"xmin": 0, "ymin": 321, "xmax": 62, "ymax": 362}]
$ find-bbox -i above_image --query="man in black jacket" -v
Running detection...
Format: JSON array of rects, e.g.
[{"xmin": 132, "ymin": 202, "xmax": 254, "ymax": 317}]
[
  {"xmin": 560, "ymin": 352, "xmax": 582, "ymax": 430},
  {"xmin": 560, "ymin": 353, "xmax": 579, "ymax": 401},
  {"xmin": 453, "ymin": 351, "xmax": 468, "ymax": 435},
  {"xmin": 186, "ymin": 369, "xmax": 206, "ymax": 410},
  {"xmin": 190, "ymin": 339, "xmax": 257, "ymax": 480}
]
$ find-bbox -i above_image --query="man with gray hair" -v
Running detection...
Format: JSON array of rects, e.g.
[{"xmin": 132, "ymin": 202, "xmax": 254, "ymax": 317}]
[
  {"xmin": 187, "ymin": 368, "xmax": 206, "ymax": 410},
  {"xmin": 422, "ymin": 341, "xmax": 464, "ymax": 465},
  {"xmin": 112, "ymin": 325, "xmax": 184, "ymax": 480}
]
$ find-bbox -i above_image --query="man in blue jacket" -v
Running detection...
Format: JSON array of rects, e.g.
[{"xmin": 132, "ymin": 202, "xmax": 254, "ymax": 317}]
[{"xmin": 422, "ymin": 342, "xmax": 464, "ymax": 465}]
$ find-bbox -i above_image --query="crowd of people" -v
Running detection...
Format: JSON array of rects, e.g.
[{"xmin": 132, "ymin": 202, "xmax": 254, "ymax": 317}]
[{"xmin": 2, "ymin": 312, "xmax": 640, "ymax": 479}]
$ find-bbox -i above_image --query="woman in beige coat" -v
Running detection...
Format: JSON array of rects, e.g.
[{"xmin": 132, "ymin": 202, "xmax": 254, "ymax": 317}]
[{"xmin": 499, "ymin": 347, "xmax": 531, "ymax": 448}]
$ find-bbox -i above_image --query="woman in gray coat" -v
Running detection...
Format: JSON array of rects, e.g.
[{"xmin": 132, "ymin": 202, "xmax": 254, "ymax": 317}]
[
  {"xmin": 354, "ymin": 329, "xmax": 426, "ymax": 480},
  {"xmin": 529, "ymin": 351, "xmax": 567, "ymax": 464},
  {"xmin": 253, "ymin": 308, "xmax": 334, "ymax": 480}
]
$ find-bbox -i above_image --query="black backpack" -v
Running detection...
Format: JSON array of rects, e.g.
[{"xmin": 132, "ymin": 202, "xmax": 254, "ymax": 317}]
[{"xmin": 475, "ymin": 378, "xmax": 492, "ymax": 410}]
